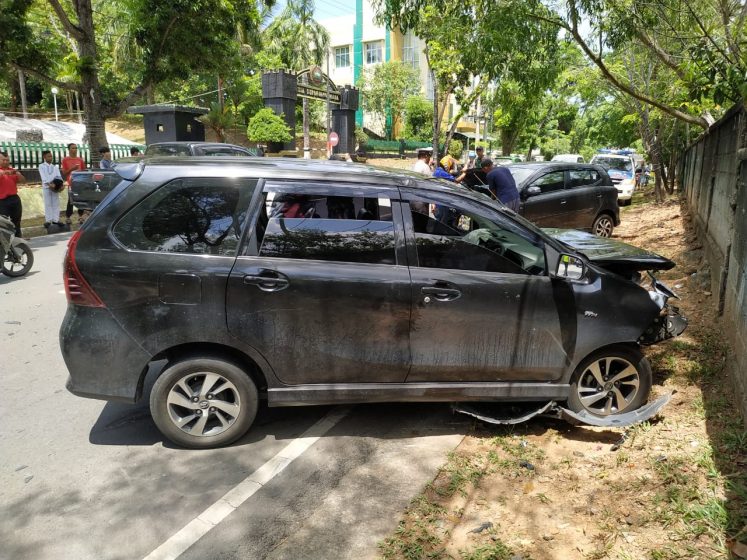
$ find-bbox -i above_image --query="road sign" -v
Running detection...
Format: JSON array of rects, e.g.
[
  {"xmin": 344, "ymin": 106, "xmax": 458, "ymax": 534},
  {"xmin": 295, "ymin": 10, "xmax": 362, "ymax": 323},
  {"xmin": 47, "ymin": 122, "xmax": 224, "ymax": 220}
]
[{"xmin": 329, "ymin": 132, "xmax": 339, "ymax": 147}]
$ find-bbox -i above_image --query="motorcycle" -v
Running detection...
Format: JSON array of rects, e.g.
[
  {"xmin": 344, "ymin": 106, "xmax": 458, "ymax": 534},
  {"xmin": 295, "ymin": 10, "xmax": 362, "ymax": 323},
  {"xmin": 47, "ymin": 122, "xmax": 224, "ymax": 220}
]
[{"xmin": 0, "ymin": 214, "xmax": 33, "ymax": 277}]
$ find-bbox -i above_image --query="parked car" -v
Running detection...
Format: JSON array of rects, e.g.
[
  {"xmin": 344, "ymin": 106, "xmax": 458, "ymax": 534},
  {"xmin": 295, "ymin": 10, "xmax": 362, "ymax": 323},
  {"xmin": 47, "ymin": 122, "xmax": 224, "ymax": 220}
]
[
  {"xmin": 144, "ymin": 141, "xmax": 262, "ymax": 157},
  {"xmin": 61, "ymin": 158, "xmax": 686, "ymax": 448},
  {"xmin": 551, "ymin": 154, "xmax": 585, "ymax": 164},
  {"xmin": 70, "ymin": 142, "xmax": 261, "ymax": 211},
  {"xmin": 590, "ymin": 153, "xmax": 636, "ymax": 205},
  {"xmin": 505, "ymin": 162, "xmax": 620, "ymax": 237}
]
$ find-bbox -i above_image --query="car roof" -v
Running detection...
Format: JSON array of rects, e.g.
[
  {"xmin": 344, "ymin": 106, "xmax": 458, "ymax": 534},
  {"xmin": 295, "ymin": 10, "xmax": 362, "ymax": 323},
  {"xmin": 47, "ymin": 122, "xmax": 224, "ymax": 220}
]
[
  {"xmin": 135, "ymin": 156, "xmax": 458, "ymax": 188},
  {"xmin": 508, "ymin": 162, "xmax": 595, "ymax": 170},
  {"xmin": 147, "ymin": 141, "xmax": 248, "ymax": 149}
]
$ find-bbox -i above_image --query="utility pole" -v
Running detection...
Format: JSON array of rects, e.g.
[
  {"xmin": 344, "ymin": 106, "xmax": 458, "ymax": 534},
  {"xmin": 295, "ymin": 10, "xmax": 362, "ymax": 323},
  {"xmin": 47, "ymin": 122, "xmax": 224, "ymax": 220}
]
[{"xmin": 326, "ymin": 48, "xmax": 332, "ymax": 157}]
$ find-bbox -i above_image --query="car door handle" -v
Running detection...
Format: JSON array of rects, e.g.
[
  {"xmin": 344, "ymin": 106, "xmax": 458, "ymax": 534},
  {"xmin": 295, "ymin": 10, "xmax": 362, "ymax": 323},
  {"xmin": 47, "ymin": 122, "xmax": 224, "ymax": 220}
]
[
  {"xmin": 560, "ymin": 199, "xmax": 567, "ymax": 204},
  {"xmin": 243, "ymin": 273, "xmax": 289, "ymax": 292},
  {"xmin": 421, "ymin": 286, "xmax": 461, "ymax": 302}
]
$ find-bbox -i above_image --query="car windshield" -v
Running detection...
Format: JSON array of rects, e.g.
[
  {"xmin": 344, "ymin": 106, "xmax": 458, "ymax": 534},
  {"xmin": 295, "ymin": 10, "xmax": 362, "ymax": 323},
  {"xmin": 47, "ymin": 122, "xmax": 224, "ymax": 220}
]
[
  {"xmin": 593, "ymin": 156, "xmax": 633, "ymax": 172},
  {"xmin": 506, "ymin": 166, "xmax": 536, "ymax": 185}
]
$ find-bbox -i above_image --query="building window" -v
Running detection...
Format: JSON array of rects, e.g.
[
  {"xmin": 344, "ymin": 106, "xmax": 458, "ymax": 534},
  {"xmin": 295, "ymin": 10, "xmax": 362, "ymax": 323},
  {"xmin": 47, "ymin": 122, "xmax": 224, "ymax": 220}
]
[
  {"xmin": 335, "ymin": 46, "xmax": 350, "ymax": 68},
  {"xmin": 365, "ymin": 41, "xmax": 383, "ymax": 64},
  {"xmin": 403, "ymin": 31, "xmax": 419, "ymax": 70}
]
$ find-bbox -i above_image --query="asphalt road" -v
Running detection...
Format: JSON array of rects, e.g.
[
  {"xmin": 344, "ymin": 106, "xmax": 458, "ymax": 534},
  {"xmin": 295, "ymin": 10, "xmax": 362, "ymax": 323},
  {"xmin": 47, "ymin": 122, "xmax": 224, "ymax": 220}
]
[{"xmin": 0, "ymin": 232, "xmax": 470, "ymax": 560}]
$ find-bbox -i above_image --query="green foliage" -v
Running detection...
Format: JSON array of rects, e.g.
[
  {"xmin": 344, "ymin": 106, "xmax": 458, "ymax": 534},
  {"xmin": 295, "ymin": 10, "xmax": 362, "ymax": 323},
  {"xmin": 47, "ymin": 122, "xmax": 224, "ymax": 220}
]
[
  {"xmin": 447, "ymin": 138, "xmax": 463, "ymax": 159},
  {"xmin": 247, "ymin": 108, "xmax": 292, "ymax": 143},
  {"xmin": 263, "ymin": 0, "xmax": 330, "ymax": 69},
  {"xmin": 402, "ymin": 96, "xmax": 433, "ymax": 142},
  {"xmin": 200, "ymin": 102, "xmax": 235, "ymax": 142},
  {"xmin": 357, "ymin": 61, "xmax": 421, "ymax": 140},
  {"xmin": 354, "ymin": 126, "xmax": 369, "ymax": 146}
]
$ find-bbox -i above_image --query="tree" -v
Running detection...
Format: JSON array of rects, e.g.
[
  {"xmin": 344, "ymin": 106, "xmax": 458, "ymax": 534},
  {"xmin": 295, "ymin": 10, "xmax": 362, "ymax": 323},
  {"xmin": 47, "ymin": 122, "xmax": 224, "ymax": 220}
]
[
  {"xmin": 3, "ymin": 0, "xmax": 267, "ymax": 164},
  {"xmin": 264, "ymin": 0, "xmax": 329, "ymax": 158},
  {"xmin": 372, "ymin": 0, "xmax": 560, "ymax": 160},
  {"xmin": 357, "ymin": 61, "xmax": 420, "ymax": 140},
  {"xmin": 247, "ymin": 107, "xmax": 293, "ymax": 148},
  {"xmin": 200, "ymin": 103, "xmax": 235, "ymax": 143},
  {"xmin": 402, "ymin": 95, "xmax": 434, "ymax": 141},
  {"xmin": 526, "ymin": 0, "xmax": 746, "ymax": 129}
]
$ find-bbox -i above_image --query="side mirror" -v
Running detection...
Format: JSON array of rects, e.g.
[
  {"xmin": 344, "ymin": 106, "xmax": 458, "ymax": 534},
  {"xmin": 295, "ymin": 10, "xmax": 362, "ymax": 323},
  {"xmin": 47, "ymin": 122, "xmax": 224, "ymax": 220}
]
[
  {"xmin": 556, "ymin": 254, "xmax": 585, "ymax": 280},
  {"xmin": 526, "ymin": 186, "xmax": 541, "ymax": 197}
]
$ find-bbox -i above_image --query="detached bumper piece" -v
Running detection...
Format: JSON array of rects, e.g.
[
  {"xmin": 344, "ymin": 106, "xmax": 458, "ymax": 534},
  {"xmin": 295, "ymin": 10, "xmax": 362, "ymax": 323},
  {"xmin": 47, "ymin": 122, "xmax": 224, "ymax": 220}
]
[
  {"xmin": 639, "ymin": 305, "xmax": 688, "ymax": 345},
  {"xmin": 454, "ymin": 394, "xmax": 671, "ymax": 428}
]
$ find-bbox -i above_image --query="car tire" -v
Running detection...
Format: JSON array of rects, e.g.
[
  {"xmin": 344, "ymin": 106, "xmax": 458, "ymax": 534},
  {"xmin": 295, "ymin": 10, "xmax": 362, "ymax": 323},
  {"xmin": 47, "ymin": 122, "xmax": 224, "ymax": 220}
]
[
  {"xmin": 567, "ymin": 346, "xmax": 652, "ymax": 418},
  {"xmin": 592, "ymin": 214, "xmax": 615, "ymax": 238},
  {"xmin": 150, "ymin": 357, "xmax": 258, "ymax": 449}
]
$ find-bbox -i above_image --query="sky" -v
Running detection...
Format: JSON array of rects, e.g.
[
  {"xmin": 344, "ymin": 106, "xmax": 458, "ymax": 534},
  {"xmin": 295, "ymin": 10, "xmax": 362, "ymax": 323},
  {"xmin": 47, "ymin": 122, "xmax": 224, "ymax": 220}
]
[{"xmin": 269, "ymin": 0, "xmax": 356, "ymax": 21}]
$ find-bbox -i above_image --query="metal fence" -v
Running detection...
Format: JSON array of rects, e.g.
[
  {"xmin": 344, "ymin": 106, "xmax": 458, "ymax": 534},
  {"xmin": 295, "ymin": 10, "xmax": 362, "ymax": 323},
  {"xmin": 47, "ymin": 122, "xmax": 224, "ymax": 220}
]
[{"xmin": 0, "ymin": 141, "xmax": 144, "ymax": 170}]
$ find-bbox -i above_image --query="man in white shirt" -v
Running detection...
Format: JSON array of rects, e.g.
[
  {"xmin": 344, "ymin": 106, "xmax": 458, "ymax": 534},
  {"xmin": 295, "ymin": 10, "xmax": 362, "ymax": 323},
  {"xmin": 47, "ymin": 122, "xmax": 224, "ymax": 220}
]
[
  {"xmin": 412, "ymin": 148, "xmax": 433, "ymax": 176},
  {"xmin": 39, "ymin": 150, "xmax": 64, "ymax": 227}
]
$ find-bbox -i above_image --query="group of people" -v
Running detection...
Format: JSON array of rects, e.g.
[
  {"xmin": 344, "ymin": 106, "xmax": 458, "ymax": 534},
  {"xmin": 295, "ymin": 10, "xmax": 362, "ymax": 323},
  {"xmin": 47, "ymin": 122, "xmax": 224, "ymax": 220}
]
[
  {"xmin": 412, "ymin": 145, "xmax": 520, "ymax": 212},
  {"xmin": 0, "ymin": 143, "xmax": 143, "ymax": 238}
]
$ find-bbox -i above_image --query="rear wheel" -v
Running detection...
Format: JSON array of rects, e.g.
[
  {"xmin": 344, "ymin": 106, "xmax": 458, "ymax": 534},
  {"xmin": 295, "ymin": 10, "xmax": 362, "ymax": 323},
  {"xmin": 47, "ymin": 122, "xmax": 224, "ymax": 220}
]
[
  {"xmin": 592, "ymin": 214, "xmax": 615, "ymax": 238},
  {"xmin": 567, "ymin": 346, "xmax": 652, "ymax": 417},
  {"xmin": 150, "ymin": 357, "xmax": 258, "ymax": 449},
  {"xmin": 2, "ymin": 241, "xmax": 33, "ymax": 277}
]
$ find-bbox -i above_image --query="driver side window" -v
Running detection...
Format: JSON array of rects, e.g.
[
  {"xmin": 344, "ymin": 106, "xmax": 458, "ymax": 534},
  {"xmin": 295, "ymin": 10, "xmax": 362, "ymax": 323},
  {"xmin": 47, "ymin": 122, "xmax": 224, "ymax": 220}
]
[
  {"xmin": 530, "ymin": 171, "xmax": 565, "ymax": 194},
  {"xmin": 409, "ymin": 199, "xmax": 546, "ymax": 275}
]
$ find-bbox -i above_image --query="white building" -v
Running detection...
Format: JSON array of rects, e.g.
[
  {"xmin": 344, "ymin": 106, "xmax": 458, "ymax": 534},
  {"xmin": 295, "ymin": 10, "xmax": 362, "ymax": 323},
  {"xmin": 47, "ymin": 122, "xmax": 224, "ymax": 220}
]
[{"xmin": 319, "ymin": 0, "xmax": 472, "ymax": 139}]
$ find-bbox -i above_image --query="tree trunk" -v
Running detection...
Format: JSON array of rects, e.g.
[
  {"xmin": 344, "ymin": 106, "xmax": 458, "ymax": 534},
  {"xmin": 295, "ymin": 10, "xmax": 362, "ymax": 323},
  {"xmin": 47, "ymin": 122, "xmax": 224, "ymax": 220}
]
[
  {"xmin": 71, "ymin": 0, "xmax": 107, "ymax": 165},
  {"xmin": 17, "ymin": 70, "xmax": 28, "ymax": 119},
  {"xmin": 431, "ymin": 79, "xmax": 439, "ymax": 165}
]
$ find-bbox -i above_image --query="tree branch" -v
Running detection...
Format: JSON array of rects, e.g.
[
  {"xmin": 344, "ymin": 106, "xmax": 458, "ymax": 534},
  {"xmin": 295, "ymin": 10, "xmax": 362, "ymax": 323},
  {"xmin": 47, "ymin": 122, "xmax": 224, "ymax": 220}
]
[
  {"xmin": 633, "ymin": 29, "xmax": 690, "ymax": 83},
  {"xmin": 104, "ymin": 82, "xmax": 150, "ymax": 118},
  {"xmin": 562, "ymin": 2, "xmax": 708, "ymax": 129},
  {"xmin": 685, "ymin": 2, "xmax": 735, "ymax": 66},
  {"xmin": 47, "ymin": 0, "xmax": 84, "ymax": 40},
  {"xmin": 11, "ymin": 62, "xmax": 80, "ymax": 91}
]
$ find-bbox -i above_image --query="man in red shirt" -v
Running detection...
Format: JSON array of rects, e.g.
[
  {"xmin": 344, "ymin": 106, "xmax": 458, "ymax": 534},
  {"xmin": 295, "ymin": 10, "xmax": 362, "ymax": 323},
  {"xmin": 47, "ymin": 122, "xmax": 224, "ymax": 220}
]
[
  {"xmin": 61, "ymin": 143, "xmax": 86, "ymax": 225},
  {"xmin": 0, "ymin": 151, "xmax": 27, "ymax": 237}
]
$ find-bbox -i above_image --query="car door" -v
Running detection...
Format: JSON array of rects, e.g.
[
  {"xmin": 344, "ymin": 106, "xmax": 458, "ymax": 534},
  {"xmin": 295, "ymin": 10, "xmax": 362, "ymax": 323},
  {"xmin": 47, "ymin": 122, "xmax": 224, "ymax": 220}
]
[
  {"xmin": 402, "ymin": 189, "xmax": 569, "ymax": 382},
  {"xmin": 565, "ymin": 167, "xmax": 604, "ymax": 229},
  {"xmin": 520, "ymin": 169, "xmax": 567, "ymax": 227},
  {"xmin": 226, "ymin": 181, "xmax": 412, "ymax": 385}
]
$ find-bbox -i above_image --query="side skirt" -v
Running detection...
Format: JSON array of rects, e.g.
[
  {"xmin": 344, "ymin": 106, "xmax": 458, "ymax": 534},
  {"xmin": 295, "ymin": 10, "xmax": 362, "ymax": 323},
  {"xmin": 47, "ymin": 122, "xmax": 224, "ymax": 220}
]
[{"xmin": 267, "ymin": 382, "xmax": 571, "ymax": 407}]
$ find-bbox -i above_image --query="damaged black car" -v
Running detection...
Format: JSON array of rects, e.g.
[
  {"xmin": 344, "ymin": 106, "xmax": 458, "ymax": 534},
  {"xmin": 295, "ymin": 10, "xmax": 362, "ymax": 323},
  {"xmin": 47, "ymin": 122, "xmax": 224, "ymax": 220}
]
[{"xmin": 60, "ymin": 158, "xmax": 686, "ymax": 448}]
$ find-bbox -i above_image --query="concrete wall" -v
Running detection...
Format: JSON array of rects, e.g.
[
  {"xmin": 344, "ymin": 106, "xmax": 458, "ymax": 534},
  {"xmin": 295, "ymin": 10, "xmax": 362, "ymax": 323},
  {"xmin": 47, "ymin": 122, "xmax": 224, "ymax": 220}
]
[{"xmin": 681, "ymin": 102, "xmax": 747, "ymax": 423}]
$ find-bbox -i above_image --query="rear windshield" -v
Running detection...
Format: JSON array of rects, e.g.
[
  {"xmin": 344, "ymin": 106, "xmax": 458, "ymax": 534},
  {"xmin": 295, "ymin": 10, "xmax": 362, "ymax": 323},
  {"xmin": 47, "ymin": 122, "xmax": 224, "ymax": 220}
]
[
  {"xmin": 145, "ymin": 144, "xmax": 192, "ymax": 156},
  {"xmin": 592, "ymin": 156, "xmax": 633, "ymax": 172}
]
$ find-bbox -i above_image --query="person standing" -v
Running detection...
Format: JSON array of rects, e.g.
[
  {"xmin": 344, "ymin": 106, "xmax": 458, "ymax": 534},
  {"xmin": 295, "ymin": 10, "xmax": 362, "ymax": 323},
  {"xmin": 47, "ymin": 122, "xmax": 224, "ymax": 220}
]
[
  {"xmin": 486, "ymin": 164, "xmax": 520, "ymax": 211},
  {"xmin": 474, "ymin": 146, "xmax": 485, "ymax": 168},
  {"xmin": 0, "ymin": 152, "xmax": 28, "ymax": 237},
  {"xmin": 39, "ymin": 150, "xmax": 64, "ymax": 228},
  {"xmin": 99, "ymin": 146, "xmax": 113, "ymax": 169},
  {"xmin": 61, "ymin": 143, "xmax": 86, "ymax": 225},
  {"xmin": 413, "ymin": 148, "xmax": 432, "ymax": 176}
]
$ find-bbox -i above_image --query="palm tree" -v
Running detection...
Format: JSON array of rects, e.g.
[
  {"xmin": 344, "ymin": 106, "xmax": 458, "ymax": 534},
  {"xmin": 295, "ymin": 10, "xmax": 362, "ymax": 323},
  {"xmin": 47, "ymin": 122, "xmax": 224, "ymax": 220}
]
[{"xmin": 264, "ymin": 0, "xmax": 330, "ymax": 158}]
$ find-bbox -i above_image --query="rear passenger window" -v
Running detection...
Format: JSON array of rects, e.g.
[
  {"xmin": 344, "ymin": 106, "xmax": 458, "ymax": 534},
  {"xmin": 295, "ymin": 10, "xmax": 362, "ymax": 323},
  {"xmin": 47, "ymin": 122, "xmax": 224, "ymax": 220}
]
[
  {"xmin": 112, "ymin": 178, "xmax": 255, "ymax": 256},
  {"xmin": 568, "ymin": 169, "xmax": 600, "ymax": 188},
  {"xmin": 254, "ymin": 190, "xmax": 396, "ymax": 265}
]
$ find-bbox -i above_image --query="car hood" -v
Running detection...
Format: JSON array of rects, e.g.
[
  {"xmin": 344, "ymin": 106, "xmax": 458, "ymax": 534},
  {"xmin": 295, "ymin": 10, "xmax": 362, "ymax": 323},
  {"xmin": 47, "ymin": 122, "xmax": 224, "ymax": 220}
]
[{"xmin": 545, "ymin": 229, "xmax": 675, "ymax": 272}]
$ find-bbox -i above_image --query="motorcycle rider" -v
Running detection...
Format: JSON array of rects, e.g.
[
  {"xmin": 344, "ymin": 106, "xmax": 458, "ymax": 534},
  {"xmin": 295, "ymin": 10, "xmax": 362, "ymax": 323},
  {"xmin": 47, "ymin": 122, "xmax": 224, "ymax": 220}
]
[{"xmin": 0, "ymin": 152, "xmax": 27, "ymax": 238}]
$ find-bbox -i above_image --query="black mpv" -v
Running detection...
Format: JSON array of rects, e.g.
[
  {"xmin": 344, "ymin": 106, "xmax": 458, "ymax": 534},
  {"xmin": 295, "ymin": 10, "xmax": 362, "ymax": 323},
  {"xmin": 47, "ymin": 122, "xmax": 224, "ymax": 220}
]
[{"xmin": 61, "ymin": 158, "xmax": 686, "ymax": 448}]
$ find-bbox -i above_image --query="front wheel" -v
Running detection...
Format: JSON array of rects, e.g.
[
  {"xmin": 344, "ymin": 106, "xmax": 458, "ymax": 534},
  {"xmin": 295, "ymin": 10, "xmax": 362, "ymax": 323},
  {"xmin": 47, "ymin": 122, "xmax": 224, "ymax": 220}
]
[
  {"xmin": 150, "ymin": 357, "xmax": 259, "ymax": 449},
  {"xmin": 592, "ymin": 214, "xmax": 615, "ymax": 238},
  {"xmin": 567, "ymin": 346, "xmax": 652, "ymax": 417},
  {"xmin": 2, "ymin": 241, "xmax": 33, "ymax": 277}
]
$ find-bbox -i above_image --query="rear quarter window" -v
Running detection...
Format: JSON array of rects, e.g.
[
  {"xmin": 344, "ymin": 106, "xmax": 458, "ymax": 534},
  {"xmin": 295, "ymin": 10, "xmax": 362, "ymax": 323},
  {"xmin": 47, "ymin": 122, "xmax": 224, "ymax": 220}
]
[{"xmin": 112, "ymin": 178, "xmax": 256, "ymax": 256}]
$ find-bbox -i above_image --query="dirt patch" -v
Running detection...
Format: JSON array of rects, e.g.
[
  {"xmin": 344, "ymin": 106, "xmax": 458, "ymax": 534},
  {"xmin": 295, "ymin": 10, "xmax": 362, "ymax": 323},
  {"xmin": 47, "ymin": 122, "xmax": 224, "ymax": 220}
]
[{"xmin": 376, "ymin": 186, "xmax": 747, "ymax": 560}]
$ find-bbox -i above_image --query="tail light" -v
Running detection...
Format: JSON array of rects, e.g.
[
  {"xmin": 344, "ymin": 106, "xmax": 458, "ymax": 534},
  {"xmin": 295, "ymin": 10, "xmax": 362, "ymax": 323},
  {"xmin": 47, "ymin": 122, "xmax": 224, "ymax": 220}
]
[{"xmin": 63, "ymin": 230, "xmax": 105, "ymax": 307}]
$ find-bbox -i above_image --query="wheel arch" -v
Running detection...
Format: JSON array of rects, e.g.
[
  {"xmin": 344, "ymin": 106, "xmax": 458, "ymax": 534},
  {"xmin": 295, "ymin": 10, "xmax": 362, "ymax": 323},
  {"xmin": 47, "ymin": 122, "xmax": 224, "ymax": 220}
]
[{"xmin": 136, "ymin": 342, "xmax": 270, "ymax": 402}]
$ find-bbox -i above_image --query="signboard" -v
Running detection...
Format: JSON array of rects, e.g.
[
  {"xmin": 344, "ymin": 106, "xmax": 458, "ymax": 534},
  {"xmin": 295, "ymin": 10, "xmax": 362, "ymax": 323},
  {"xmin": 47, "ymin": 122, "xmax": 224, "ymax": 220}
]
[
  {"xmin": 297, "ymin": 84, "xmax": 340, "ymax": 104},
  {"xmin": 329, "ymin": 132, "xmax": 339, "ymax": 147}
]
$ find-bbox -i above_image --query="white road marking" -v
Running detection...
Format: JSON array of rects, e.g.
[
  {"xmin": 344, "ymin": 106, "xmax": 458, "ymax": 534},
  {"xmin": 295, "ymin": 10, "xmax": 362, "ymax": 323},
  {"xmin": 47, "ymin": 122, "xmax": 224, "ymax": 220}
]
[{"xmin": 142, "ymin": 406, "xmax": 351, "ymax": 560}]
